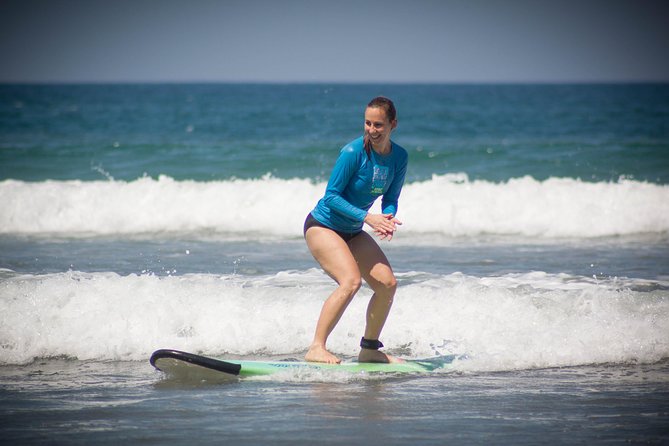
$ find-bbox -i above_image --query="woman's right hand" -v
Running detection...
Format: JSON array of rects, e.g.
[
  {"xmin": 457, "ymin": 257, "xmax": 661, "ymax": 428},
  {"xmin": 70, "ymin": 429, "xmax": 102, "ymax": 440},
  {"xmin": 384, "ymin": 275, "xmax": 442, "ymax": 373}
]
[{"xmin": 364, "ymin": 213, "xmax": 402, "ymax": 241}]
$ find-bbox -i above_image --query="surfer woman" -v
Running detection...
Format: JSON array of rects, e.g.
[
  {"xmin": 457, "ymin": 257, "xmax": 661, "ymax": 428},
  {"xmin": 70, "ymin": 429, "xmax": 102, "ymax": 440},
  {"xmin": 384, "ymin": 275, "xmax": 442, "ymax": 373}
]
[{"xmin": 303, "ymin": 96, "xmax": 408, "ymax": 364}]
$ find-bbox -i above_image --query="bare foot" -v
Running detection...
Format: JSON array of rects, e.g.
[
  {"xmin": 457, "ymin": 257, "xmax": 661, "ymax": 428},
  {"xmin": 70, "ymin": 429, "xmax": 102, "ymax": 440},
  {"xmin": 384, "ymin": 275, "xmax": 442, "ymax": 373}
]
[
  {"xmin": 358, "ymin": 349, "xmax": 405, "ymax": 364},
  {"xmin": 305, "ymin": 344, "xmax": 341, "ymax": 364}
]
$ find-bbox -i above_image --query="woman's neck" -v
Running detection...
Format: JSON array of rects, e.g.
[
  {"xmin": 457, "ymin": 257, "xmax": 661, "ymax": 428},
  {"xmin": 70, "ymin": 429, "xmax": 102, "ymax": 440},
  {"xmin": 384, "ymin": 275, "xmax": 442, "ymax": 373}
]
[{"xmin": 371, "ymin": 139, "xmax": 392, "ymax": 155}]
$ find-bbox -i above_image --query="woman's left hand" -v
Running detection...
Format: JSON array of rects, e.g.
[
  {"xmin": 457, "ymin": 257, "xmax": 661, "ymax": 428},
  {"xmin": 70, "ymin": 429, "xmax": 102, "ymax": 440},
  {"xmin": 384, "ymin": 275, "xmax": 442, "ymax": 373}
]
[{"xmin": 365, "ymin": 213, "xmax": 402, "ymax": 241}]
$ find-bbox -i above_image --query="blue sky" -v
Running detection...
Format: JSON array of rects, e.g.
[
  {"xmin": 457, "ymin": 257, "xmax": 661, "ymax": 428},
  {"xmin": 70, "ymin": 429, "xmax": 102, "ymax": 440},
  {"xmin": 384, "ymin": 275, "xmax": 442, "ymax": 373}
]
[{"xmin": 1, "ymin": 0, "xmax": 668, "ymax": 83}]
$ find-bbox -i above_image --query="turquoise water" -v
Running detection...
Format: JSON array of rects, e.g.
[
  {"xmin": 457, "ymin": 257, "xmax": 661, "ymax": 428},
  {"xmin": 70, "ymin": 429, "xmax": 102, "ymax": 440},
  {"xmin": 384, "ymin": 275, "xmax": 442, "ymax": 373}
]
[
  {"xmin": 1, "ymin": 83, "xmax": 668, "ymax": 444},
  {"xmin": 2, "ymin": 84, "xmax": 668, "ymax": 182}
]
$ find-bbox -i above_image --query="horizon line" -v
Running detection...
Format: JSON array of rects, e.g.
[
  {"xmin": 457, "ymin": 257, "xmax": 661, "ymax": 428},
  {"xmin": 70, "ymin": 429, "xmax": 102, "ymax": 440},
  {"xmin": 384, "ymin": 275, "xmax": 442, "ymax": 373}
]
[{"xmin": 2, "ymin": 79, "xmax": 669, "ymax": 86}]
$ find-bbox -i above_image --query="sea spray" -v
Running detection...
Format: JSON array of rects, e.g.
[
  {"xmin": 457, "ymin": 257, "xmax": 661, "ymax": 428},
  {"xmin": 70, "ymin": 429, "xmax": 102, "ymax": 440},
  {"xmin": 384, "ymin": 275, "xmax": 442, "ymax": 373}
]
[
  {"xmin": 0, "ymin": 175, "xmax": 319, "ymax": 236},
  {"xmin": 1, "ymin": 174, "xmax": 667, "ymax": 238},
  {"xmin": 399, "ymin": 174, "xmax": 669, "ymax": 237},
  {"xmin": 1, "ymin": 269, "xmax": 667, "ymax": 369}
]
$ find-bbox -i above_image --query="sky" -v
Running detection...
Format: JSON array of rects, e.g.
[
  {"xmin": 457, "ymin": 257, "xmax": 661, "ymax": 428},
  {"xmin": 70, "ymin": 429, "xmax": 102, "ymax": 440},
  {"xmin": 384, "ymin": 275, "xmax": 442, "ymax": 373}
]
[{"xmin": 1, "ymin": 0, "xmax": 668, "ymax": 83}]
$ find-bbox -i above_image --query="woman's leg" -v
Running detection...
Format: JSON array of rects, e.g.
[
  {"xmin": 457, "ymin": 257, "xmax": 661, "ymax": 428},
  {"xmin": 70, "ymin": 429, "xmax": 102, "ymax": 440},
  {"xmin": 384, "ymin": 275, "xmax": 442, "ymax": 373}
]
[
  {"xmin": 347, "ymin": 232, "xmax": 401, "ymax": 363},
  {"xmin": 304, "ymin": 226, "xmax": 362, "ymax": 364}
]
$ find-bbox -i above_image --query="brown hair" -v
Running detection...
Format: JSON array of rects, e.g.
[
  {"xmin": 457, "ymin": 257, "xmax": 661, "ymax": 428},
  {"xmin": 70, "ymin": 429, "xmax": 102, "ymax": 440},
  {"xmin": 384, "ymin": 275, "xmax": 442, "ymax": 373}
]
[{"xmin": 364, "ymin": 96, "xmax": 397, "ymax": 158}]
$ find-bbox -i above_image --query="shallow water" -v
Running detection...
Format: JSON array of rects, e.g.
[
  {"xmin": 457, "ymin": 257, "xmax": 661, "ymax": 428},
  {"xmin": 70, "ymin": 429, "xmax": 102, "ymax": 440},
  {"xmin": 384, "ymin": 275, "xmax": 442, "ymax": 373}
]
[{"xmin": 2, "ymin": 359, "xmax": 668, "ymax": 445}]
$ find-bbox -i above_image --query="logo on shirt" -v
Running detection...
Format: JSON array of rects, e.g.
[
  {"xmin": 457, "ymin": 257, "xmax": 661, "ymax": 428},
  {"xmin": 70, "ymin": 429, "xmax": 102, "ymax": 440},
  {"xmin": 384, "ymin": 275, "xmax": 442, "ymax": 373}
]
[{"xmin": 371, "ymin": 165, "xmax": 389, "ymax": 194}]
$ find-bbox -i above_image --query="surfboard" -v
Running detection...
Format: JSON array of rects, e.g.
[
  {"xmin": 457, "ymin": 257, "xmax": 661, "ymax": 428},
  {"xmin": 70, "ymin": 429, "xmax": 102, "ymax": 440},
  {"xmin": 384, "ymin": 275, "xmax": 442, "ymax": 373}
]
[{"xmin": 150, "ymin": 349, "xmax": 452, "ymax": 381}]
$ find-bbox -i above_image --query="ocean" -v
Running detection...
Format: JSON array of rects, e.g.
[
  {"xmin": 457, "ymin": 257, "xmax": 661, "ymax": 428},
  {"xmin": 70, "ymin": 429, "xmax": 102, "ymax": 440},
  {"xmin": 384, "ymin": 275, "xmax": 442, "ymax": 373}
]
[{"xmin": 1, "ymin": 83, "xmax": 668, "ymax": 444}]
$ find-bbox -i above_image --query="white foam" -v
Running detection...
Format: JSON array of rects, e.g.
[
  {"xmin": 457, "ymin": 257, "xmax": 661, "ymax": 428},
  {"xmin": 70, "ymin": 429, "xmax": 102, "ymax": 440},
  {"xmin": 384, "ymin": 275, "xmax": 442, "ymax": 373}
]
[
  {"xmin": 398, "ymin": 174, "xmax": 669, "ymax": 237},
  {"xmin": 0, "ymin": 175, "xmax": 319, "ymax": 236},
  {"xmin": 1, "ymin": 174, "xmax": 667, "ymax": 238},
  {"xmin": 1, "ymin": 270, "xmax": 667, "ymax": 370}
]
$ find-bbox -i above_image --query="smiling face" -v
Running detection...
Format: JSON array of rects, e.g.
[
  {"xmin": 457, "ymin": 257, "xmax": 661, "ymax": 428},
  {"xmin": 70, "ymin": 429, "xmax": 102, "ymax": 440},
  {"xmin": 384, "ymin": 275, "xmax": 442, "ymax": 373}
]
[{"xmin": 364, "ymin": 106, "xmax": 397, "ymax": 154}]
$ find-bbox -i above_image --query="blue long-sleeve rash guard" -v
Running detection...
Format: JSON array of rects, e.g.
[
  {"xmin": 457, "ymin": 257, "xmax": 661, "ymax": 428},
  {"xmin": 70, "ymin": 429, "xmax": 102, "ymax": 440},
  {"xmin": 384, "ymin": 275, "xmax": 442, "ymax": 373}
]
[{"xmin": 311, "ymin": 136, "xmax": 408, "ymax": 233}]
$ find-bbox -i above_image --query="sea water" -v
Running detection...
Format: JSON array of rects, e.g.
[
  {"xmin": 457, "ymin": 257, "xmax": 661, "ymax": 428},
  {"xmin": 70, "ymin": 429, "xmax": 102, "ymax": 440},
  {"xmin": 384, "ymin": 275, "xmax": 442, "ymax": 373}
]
[{"xmin": 1, "ymin": 84, "xmax": 668, "ymax": 444}]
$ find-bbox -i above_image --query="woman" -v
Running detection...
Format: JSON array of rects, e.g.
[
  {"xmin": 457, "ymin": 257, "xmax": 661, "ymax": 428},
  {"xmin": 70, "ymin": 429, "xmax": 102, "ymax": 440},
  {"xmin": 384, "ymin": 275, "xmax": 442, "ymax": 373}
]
[{"xmin": 303, "ymin": 96, "xmax": 408, "ymax": 364}]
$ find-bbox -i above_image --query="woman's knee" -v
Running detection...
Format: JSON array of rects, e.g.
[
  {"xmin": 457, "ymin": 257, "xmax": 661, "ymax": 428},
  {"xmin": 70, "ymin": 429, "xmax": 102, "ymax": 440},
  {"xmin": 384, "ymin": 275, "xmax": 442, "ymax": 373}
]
[
  {"xmin": 388, "ymin": 276, "xmax": 398, "ymax": 292},
  {"xmin": 339, "ymin": 275, "xmax": 362, "ymax": 297},
  {"xmin": 375, "ymin": 274, "xmax": 397, "ymax": 296}
]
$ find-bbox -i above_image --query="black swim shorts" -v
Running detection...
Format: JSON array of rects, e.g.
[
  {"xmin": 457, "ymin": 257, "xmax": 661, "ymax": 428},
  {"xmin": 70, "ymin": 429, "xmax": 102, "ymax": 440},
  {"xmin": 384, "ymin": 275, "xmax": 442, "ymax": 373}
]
[{"xmin": 303, "ymin": 213, "xmax": 362, "ymax": 243}]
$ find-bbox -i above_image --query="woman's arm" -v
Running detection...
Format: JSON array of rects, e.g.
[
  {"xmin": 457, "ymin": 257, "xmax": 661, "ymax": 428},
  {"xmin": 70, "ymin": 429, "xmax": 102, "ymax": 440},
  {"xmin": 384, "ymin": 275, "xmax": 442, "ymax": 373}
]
[{"xmin": 321, "ymin": 146, "xmax": 368, "ymax": 223}]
